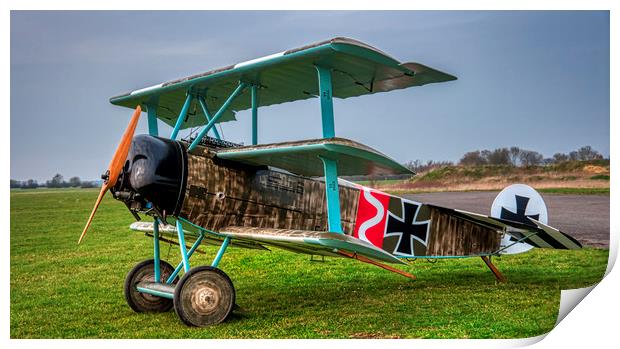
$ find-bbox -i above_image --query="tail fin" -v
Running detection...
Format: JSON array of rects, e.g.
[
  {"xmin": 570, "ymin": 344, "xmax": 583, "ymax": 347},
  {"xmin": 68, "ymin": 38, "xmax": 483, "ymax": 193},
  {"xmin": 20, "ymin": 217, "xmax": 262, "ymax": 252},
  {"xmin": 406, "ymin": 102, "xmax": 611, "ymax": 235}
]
[{"xmin": 490, "ymin": 184, "xmax": 581, "ymax": 254}]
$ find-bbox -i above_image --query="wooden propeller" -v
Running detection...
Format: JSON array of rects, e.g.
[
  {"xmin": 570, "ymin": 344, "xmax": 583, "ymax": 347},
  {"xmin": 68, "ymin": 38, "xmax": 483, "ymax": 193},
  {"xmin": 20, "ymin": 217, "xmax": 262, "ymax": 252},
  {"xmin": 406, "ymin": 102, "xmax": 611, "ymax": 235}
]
[{"xmin": 78, "ymin": 106, "xmax": 142, "ymax": 244}]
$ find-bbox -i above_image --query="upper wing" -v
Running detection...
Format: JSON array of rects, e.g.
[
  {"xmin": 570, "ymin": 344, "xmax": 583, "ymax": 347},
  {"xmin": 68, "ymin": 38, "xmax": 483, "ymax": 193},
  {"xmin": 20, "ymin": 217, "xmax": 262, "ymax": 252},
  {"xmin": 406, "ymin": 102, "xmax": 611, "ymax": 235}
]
[
  {"xmin": 109, "ymin": 37, "xmax": 456, "ymax": 129},
  {"xmin": 215, "ymin": 137, "xmax": 413, "ymax": 177},
  {"xmin": 430, "ymin": 205, "xmax": 582, "ymax": 250}
]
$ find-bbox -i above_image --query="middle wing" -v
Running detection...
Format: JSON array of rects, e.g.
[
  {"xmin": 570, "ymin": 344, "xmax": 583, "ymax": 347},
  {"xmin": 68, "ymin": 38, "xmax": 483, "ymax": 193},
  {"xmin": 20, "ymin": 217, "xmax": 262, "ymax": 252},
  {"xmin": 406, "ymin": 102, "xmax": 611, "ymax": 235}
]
[{"xmin": 215, "ymin": 137, "xmax": 413, "ymax": 177}]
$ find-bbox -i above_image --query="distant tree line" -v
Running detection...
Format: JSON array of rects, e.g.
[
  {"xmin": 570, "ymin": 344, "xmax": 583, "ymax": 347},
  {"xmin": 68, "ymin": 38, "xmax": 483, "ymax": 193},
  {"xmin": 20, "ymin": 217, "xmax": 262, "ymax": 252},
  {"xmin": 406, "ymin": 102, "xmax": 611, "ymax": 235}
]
[
  {"xmin": 404, "ymin": 160, "xmax": 455, "ymax": 173},
  {"xmin": 404, "ymin": 145, "xmax": 605, "ymax": 172},
  {"xmin": 458, "ymin": 145, "xmax": 604, "ymax": 167},
  {"xmin": 10, "ymin": 173, "xmax": 98, "ymax": 189}
]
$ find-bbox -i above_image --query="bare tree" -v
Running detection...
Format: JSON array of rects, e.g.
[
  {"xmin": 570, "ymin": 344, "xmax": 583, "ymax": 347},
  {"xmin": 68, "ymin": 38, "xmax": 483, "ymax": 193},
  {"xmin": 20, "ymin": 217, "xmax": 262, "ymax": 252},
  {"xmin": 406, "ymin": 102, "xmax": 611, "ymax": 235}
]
[
  {"xmin": 553, "ymin": 153, "xmax": 569, "ymax": 163},
  {"xmin": 80, "ymin": 181, "xmax": 97, "ymax": 188},
  {"xmin": 480, "ymin": 150, "xmax": 491, "ymax": 163},
  {"xmin": 509, "ymin": 146, "xmax": 521, "ymax": 166},
  {"xmin": 460, "ymin": 151, "xmax": 487, "ymax": 166},
  {"xmin": 487, "ymin": 148, "xmax": 511, "ymax": 165},
  {"xmin": 568, "ymin": 151, "xmax": 578, "ymax": 161},
  {"xmin": 575, "ymin": 146, "xmax": 603, "ymax": 161},
  {"xmin": 404, "ymin": 160, "xmax": 423, "ymax": 172},
  {"xmin": 23, "ymin": 179, "xmax": 38, "ymax": 189},
  {"xmin": 519, "ymin": 150, "xmax": 544, "ymax": 167},
  {"xmin": 404, "ymin": 160, "xmax": 453, "ymax": 173},
  {"xmin": 69, "ymin": 176, "xmax": 81, "ymax": 187},
  {"xmin": 46, "ymin": 173, "xmax": 64, "ymax": 188}
]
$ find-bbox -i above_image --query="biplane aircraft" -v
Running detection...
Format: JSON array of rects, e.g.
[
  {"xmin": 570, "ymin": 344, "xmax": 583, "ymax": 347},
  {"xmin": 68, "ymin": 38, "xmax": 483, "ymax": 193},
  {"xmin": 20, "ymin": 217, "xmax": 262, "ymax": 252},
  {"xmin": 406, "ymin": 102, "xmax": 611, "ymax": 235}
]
[{"xmin": 78, "ymin": 37, "xmax": 582, "ymax": 327}]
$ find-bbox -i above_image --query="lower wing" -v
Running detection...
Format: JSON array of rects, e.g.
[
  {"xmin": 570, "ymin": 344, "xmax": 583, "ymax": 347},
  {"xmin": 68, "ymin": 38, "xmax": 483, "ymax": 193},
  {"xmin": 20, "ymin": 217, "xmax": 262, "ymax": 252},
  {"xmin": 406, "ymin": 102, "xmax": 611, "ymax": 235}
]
[
  {"xmin": 218, "ymin": 226, "xmax": 406, "ymax": 265},
  {"xmin": 130, "ymin": 222, "xmax": 405, "ymax": 264}
]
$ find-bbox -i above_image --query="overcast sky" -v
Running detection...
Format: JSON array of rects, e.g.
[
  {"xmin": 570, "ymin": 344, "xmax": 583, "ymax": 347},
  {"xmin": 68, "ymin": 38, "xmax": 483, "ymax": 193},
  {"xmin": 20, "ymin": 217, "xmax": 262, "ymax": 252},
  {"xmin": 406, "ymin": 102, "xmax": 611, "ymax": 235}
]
[{"xmin": 10, "ymin": 11, "xmax": 609, "ymax": 182}]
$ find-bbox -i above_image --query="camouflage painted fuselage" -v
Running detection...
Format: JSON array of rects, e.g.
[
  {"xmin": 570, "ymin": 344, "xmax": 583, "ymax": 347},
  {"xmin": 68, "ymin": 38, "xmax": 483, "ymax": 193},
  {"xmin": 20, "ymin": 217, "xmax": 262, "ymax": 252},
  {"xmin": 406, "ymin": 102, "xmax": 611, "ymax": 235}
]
[
  {"xmin": 180, "ymin": 144, "xmax": 502, "ymax": 257},
  {"xmin": 181, "ymin": 145, "xmax": 359, "ymax": 233}
]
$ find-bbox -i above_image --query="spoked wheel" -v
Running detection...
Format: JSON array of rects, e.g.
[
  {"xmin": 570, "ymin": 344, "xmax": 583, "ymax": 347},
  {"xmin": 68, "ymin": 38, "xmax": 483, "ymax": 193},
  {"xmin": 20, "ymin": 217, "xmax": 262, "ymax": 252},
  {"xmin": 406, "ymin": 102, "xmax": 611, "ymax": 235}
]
[
  {"xmin": 173, "ymin": 266, "xmax": 235, "ymax": 327},
  {"xmin": 124, "ymin": 259, "xmax": 178, "ymax": 313}
]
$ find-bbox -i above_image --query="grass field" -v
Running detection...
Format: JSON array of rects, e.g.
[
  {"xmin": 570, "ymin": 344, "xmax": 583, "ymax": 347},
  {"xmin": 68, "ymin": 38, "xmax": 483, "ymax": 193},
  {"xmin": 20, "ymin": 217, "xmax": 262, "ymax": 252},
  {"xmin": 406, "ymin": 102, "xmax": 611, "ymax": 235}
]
[{"xmin": 10, "ymin": 189, "xmax": 609, "ymax": 339}]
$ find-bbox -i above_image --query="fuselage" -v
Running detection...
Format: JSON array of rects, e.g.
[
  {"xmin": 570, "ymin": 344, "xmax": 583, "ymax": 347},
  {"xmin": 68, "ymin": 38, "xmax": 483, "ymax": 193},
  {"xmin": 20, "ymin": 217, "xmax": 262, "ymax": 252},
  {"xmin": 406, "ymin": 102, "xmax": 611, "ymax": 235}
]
[{"xmin": 114, "ymin": 134, "xmax": 502, "ymax": 258}]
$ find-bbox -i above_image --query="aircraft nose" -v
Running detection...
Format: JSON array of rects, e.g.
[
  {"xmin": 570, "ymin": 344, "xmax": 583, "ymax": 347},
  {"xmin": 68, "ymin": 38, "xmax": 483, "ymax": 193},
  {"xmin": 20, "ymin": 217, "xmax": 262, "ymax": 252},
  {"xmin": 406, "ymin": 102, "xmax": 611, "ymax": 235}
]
[{"xmin": 113, "ymin": 134, "xmax": 187, "ymax": 216}]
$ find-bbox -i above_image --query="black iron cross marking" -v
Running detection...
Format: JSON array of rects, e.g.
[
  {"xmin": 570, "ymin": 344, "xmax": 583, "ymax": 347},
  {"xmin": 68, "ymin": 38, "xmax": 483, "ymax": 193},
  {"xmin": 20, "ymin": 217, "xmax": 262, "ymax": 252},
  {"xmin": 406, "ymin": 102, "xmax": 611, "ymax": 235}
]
[
  {"xmin": 500, "ymin": 195, "xmax": 539, "ymax": 227},
  {"xmin": 385, "ymin": 202, "xmax": 429, "ymax": 255}
]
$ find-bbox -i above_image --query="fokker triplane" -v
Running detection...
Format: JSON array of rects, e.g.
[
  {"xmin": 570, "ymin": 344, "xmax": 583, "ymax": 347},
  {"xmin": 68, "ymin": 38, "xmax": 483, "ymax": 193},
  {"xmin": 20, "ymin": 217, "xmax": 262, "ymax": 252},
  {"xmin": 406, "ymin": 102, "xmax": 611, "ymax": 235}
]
[{"xmin": 78, "ymin": 38, "xmax": 582, "ymax": 327}]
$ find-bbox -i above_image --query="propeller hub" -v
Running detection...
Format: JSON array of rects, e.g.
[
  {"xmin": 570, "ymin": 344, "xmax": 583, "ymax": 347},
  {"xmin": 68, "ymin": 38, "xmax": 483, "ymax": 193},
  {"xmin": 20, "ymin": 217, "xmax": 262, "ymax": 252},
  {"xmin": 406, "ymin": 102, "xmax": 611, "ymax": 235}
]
[{"xmin": 101, "ymin": 170, "xmax": 110, "ymax": 182}]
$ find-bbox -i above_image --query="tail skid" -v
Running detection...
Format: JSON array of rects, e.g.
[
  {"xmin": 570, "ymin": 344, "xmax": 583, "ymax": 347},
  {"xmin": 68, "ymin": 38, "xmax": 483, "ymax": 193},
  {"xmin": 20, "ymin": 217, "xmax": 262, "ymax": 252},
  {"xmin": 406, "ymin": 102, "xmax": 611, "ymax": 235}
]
[{"xmin": 481, "ymin": 256, "xmax": 506, "ymax": 283}]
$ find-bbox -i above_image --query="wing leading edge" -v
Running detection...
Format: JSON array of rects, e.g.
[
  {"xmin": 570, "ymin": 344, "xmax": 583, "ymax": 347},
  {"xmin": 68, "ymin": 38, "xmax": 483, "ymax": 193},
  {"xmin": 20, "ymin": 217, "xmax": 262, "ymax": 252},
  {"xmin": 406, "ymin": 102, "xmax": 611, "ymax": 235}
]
[{"xmin": 215, "ymin": 137, "xmax": 413, "ymax": 177}]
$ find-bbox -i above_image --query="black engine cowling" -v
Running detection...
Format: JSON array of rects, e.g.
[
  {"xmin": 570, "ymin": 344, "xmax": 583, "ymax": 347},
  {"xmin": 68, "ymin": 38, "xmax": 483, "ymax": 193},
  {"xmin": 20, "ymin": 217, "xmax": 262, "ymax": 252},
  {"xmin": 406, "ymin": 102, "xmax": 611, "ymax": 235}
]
[{"xmin": 112, "ymin": 134, "xmax": 187, "ymax": 216}]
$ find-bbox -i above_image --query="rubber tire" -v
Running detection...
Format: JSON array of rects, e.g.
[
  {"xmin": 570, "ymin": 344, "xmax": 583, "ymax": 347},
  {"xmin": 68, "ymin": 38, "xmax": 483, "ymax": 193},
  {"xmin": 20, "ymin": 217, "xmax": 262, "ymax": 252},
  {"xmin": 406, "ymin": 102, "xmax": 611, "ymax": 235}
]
[
  {"xmin": 173, "ymin": 266, "xmax": 235, "ymax": 327},
  {"xmin": 124, "ymin": 259, "xmax": 178, "ymax": 313}
]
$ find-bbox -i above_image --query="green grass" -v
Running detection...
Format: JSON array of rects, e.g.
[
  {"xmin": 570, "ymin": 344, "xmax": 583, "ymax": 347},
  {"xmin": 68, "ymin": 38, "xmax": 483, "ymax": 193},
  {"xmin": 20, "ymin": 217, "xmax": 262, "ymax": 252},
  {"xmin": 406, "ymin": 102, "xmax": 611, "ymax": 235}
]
[
  {"xmin": 537, "ymin": 187, "xmax": 610, "ymax": 195},
  {"xmin": 10, "ymin": 189, "xmax": 608, "ymax": 339},
  {"xmin": 353, "ymin": 179, "xmax": 404, "ymax": 187},
  {"xmin": 590, "ymin": 174, "xmax": 610, "ymax": 180}
]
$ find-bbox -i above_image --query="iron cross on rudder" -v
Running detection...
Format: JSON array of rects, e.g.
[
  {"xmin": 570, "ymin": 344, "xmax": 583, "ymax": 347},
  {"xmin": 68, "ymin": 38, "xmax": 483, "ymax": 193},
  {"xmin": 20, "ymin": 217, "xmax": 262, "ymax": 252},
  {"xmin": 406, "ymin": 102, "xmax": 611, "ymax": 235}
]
[{"xmin": 501, "ymin": 195, "xmax": 539, "ymax": 226}]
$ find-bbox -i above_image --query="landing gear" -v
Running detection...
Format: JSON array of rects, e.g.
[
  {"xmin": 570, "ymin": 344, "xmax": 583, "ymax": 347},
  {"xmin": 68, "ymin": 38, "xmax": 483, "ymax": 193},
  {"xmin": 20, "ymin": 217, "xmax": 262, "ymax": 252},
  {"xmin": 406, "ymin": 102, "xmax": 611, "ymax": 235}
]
[
  {"xmin": 481, "ymin": 256, "xmax": 507, "ymax": 283},
  {"xmin": 124, "ymin": 259, "xmax": 179, "ymax": 312},
  {"xmin": 126, "ymin": 222, "xmax": 235, "ymax": 326},
  {"xmin": 173, "ymin": 266, "xmax": 236, "ymax": 327}
]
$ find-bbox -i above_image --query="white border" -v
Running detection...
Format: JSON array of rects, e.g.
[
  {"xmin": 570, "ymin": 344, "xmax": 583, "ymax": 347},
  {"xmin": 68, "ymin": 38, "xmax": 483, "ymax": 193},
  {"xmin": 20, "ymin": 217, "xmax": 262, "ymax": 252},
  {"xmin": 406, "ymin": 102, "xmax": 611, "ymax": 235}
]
[{"xmin": 4, "ymin": 2, "xmax": 617, "ymax": 349}]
